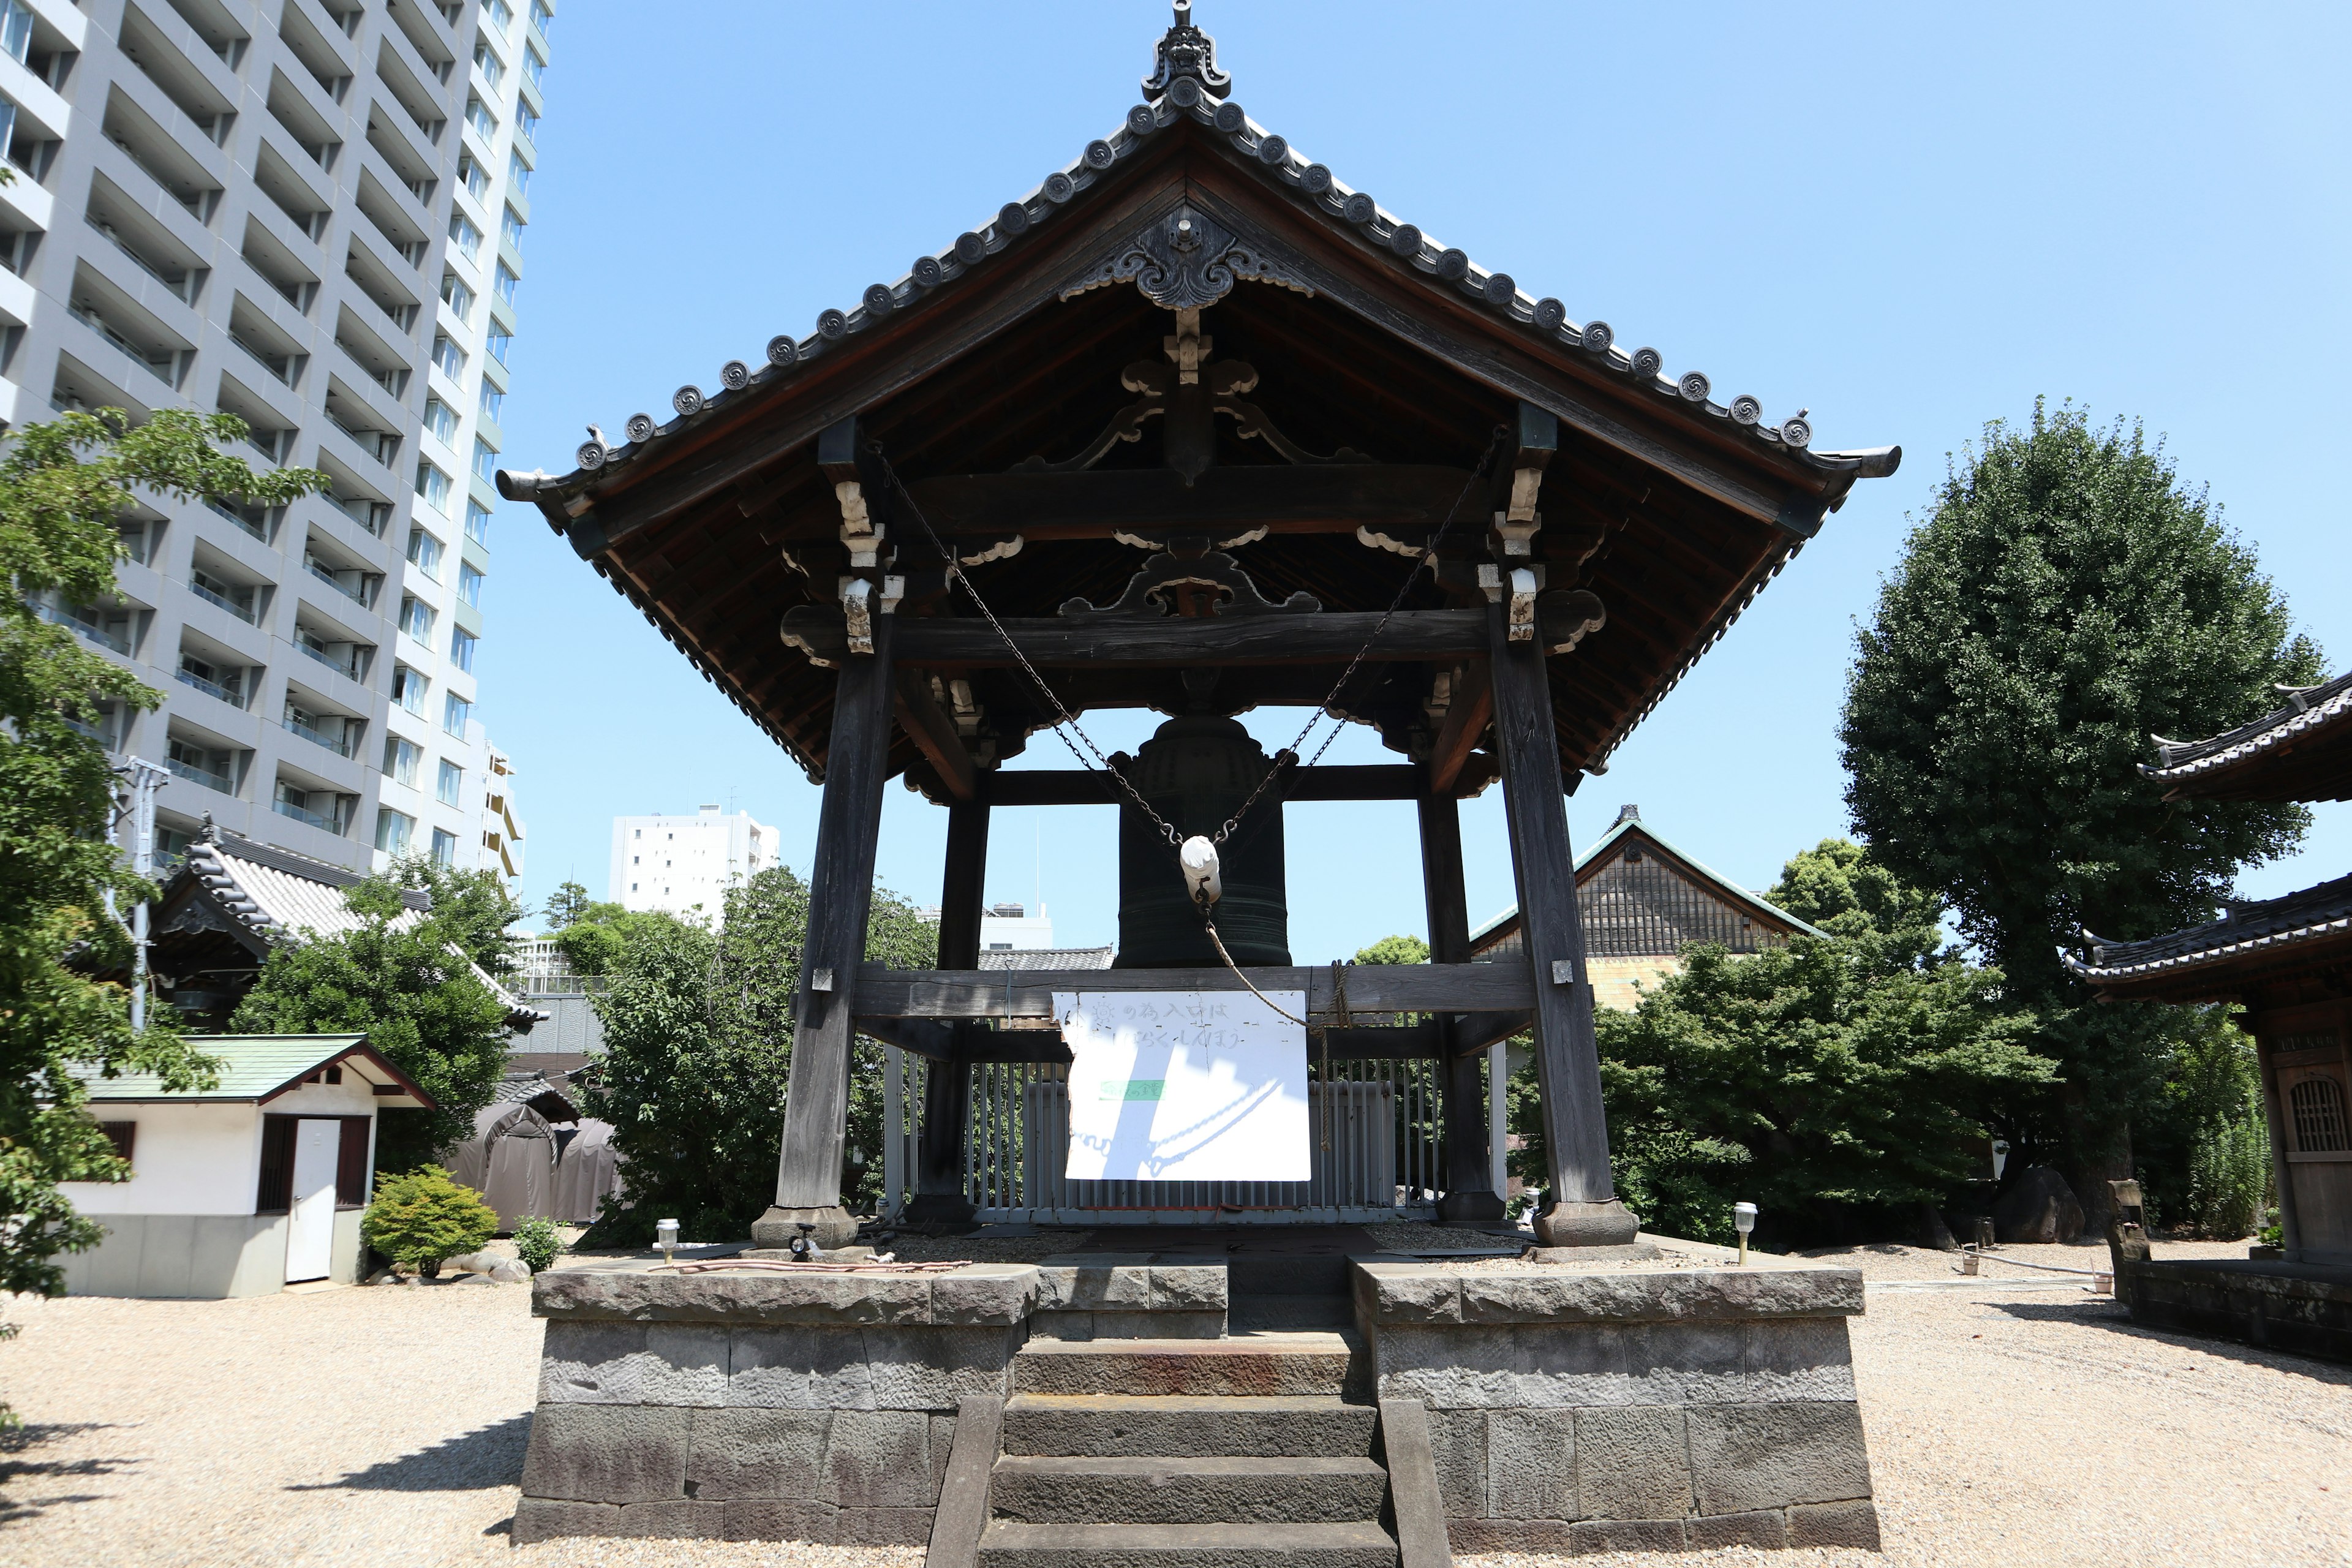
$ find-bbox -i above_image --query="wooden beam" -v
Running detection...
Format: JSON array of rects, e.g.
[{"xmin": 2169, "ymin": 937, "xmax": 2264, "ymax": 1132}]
[
  {"xmin": 956, "ymin": 1022, "xmax": 1442, "ymax": 1064},
  {"xmin": 857, "ymin": 1016, "xmax": 956, "ymax": 1062},
  {"xmin": 771, "ymin": 616, "xmax": 896, "ymax": 1218},
  {"xmin": 1487, "ymin": 597, "xmax": 1616, "ymax": 1208},
  {"xmin": 979, "ymin": 764, "xmax": 1425, "ymax": 808},
  {"xmin": 901, "ymin": 464, "xmax": 1479, "ymax": 542},
  {"xmin": 893, "ymin": 671, "xmax": 978, "ymax": 802},
  {"xmin": 786, "ymin": 608, "xmax": 1489, "ymax": 670},
  {"xmin": 1450, "ymin": 1011, "xmax": 1532, "ymax": 1057},
  {"xmin": 1425, "ymin": 662, "xmax": 1493, "ymax": 796},
  {"xmin": 851, "ymin": 962, "xmax": 1529, "ymax": 1020}
]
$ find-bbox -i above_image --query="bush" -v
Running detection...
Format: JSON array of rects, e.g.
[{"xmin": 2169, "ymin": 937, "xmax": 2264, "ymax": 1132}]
[
  {"xmin": 361, "ymin": 1165, "xmax": 497, "ymax": 1274},
  {"xmin": 2182, "ymin": 1087, "xmax": 2270, "ymax": 1239},
  {"xmin": 511, "ymin": 1216, "xmax": 562, "ymax": 1273}
]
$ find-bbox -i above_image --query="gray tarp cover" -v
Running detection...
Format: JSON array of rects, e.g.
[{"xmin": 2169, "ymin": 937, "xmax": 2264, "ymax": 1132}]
[{"xmin": 442, "ymin": 1102, "xmax": 625, "ymax": 1229}]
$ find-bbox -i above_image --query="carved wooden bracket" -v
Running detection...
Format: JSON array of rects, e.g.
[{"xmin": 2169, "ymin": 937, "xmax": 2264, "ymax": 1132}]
[
  {"xmin": 1061, "ymin": 202, "xmax": 1316, "ymax": 312},
  {"xmin": 1060, "ymin": 549, "xmax": 1320, "ymax": 619}
]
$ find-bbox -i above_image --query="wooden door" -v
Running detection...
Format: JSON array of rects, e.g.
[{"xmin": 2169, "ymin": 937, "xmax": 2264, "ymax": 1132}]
[{"xmin": 283, "ymin": 1120, "xmax": 341, "ymax": 1283}]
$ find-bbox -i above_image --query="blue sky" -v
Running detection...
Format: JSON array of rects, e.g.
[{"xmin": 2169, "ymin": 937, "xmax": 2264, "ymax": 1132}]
[{"xmin": 482, "ymin": 2, "xmax": 2351, "ymax": 959}]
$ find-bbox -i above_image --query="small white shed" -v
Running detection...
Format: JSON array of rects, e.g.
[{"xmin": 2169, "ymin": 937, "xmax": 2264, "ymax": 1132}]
[{"xmin": 59, "ymin": 1034, "xmax": 436, "ymax": 1298}]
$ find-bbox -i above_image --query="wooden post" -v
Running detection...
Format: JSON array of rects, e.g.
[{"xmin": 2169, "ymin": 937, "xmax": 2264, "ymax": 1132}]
[
  {"xmin": 905, "ymin": 798, "xmax": 987, "ymax": 1224},
  {"xmin": 1485, "ymin": 598, "xmax": 1634, "ymax": 1246},
  {"xmin": 1421, "ymin": 786, "xmax": 1503, "ymax": 1222},
  {"xmin": 756, "ymin": 614, "xmax": 897, "ymax": 1250}
]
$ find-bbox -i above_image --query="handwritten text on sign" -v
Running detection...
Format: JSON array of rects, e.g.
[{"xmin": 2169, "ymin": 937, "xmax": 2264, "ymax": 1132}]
[{"xmin": 1055, "ymin": 990, "xmax": 1310, "ymax": 1183}]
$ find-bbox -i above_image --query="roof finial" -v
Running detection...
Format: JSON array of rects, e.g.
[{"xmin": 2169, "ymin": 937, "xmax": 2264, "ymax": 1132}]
[
  {"xmin": 1144, "ymin": 0, "xmax": 1231, "ymax": 102},
  {"xmin": 1615, "ymin": 803, "xmax": 1641, "ymax": 825}
]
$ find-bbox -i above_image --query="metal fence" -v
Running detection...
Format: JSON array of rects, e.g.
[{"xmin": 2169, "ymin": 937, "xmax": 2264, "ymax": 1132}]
[{"xmin": 880, "ymin": 1049, "xmax": 1468, "ymax": 1224}]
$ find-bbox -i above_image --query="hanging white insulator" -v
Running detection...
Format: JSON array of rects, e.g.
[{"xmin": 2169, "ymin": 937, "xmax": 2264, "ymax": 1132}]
[{"xmin": 1180, "ymin": 835, "xmax": 1223, "ymax": 907}]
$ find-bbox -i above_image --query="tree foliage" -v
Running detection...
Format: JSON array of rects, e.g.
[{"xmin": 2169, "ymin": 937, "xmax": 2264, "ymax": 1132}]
[
  {"xmin": 361, "ymin": 1164, "xmax": 498, "ymax": 1273},
  {"xmin": 543, "ymin": 879, "xmax": 593, "ymax": 931},
  {"xmin": 549, "ymin": 896, "xmax": 678, "ymax": 978},
  {"xmin": 230, "ymin": 868, "xmax": 514, "ymax": 1171},
  {"xmin": 582, "ymin": 869, "xmax": 935, "ymax": 1244},
  {"xmin": 1516, "ymin": 842, "xmax": 2053, "ymax": 1246},
  {"xmin": 1840, "ymin": 402, "xmax": 2322, "ymax": 1188},
  {"xmin": 1, "ymin": 410, "xmax": 320, "ymax": 1300},
  {"xmin": 1353, "ymin": 934, "xmax": 1430, "ymax": 967}
]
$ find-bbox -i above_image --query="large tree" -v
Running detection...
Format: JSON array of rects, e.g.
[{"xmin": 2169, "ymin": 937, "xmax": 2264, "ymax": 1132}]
[
  {"xmin": 583, "ymin": 869, "xmax": 935, "ymax": 1244},
  {"xmin": 1, "ymin": 409, "xmax": 319, "ymax": 1300},
  {"xmin": 1841, "ymin": 402, "xmax": 2321, "ymax": 1216}
]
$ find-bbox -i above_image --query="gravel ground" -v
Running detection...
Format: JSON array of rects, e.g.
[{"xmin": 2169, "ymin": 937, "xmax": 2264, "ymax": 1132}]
[{"xmin": 4, "ymin": 1240, "xmax": 2345, "ymax": 1567}]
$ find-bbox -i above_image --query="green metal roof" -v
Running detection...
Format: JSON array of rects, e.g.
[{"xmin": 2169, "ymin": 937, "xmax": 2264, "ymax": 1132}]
[
  {"xmin": 76, "ymin": 1034, "xmax": 432, "ymax": 1107},
  {"xmin": 1471, "ymin": 810, "xmax": 1828, "ymax": 950}
]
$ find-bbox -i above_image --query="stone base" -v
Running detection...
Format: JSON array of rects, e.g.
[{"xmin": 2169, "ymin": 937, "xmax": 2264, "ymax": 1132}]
[
  {"xmin": 900, "ymin": 1192, "xmax": 979, "ymax": 1227},
  {"xmin": 2117, "ymin": 1256, "xmax": 2352, "ymax": 1363},
  {"xmin": 1435, "ymin": 1189, "xmax": 1507, "ymax": 1223},
  {"xmin": 1532, "ymin": 1198, "xmax": 1640, "ymax": 1248},
  {"xmin": 1525, "ymin": 1242, "xmax": 1662, "ymax": 1264},
  {"xmin": 751, "ymin": 1205, "xmax": 860, "ymax": 1251}
]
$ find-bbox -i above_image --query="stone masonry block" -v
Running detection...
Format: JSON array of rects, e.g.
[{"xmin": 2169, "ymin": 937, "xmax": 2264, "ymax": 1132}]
[
  {"xmin": 1574, "ymin": 1406, "xmax": 1691, "ymax": 1521},
  {"xmin": 1688, "ymin": 1510, "xmax": 1788, "ymax": 1550},
  {"xmin": 728, "ymin": 1327, "xmax": 874, "ymax": 1410},
  {"xmin": 1030, "ymin": 1311, "xmax": 1096, "ymax": 1341},
  {"xmin": 1687, "ymin": 1401, "xmax": 1872, "ymax": 1515},
  {"xmin": 1616, "ymin": 1321, "xmax": 1751, "ymax": 1406},
  {"xmin": 537, "ymin": 1267, "xmax": 934, "ymax": 1326},
  {"xmin": 1790, "ymin": 1499, "xmax": 1882, "ymax": 1548},
  {"xmin": 725, "ymin": 1498, "xmax": 838, "ymax": 1542},
  {"xmin": 1036, "ymin": 1257, "xmax": 1153, "ymax": 1311},
  {"xmin": 1091, "ymin": 1310, "xmax": 1223, "ymax": 1340},
  {"xmin": 512, "ymin": 1498, "xmax": 619, "ymax": 1544},
  {"xmin": 1374, "ymin": 1324, "xmax": 1638, "ymax": 1409},
  {"xmin": 1355, "ymin": 1264, "xmax": 1462, "ymax": 1325},
  {"xmin": 930, "ymin": 1264, "xmax": 1039, "ymax": 1326},
  {"xmin": 685, "ymin": 1408, "xmax": 830, "ymax": 1500},
  {"xmin": 1149, "ymin": 1265, "xmax": 1227, "ymax": 1311},
  {"xmin": 611, "ymin": 1499, "xmax": 726, "ymax": 1539},
  {"xmin": 1743, "ymin": 1317, "xmax": 1859, "ymax": 1403},
  {"xmin": 1425, "ymin": 1408, "xmax": 1487, "ymax": 1519},
  {"xmin": 833, "ymin": 1505, "xmax": 937, "ymax": 1545},
  {"xmin": 1446, "ymin": 1518, "xmax": 1574, "ymax": 1554},
  {"xmin": 862, "ymin": 1325, "xmax": 1016, "ymax": 1408},
  {"xmin": 823, "ymin": 1410, "xmax": 934, "ymax": 1507},
  {"xmin": 521, "ymin": 1404, "xmax": 690, "ymax": 1504},
  {"xmin": 1485, "ymin": 1409, "xmax": 1576, "ymax": 1520},
  {"xmin": 930, "ymin": 1411, "xmax": 956, "ymax": 1501},
  {"xmin": 538, "ymin": 1322, "xmax": 729, "ymax": 1407},
  {"xmin": 1570, "ymin": 1518, "xmax": 1687, "ymax": 1553}
]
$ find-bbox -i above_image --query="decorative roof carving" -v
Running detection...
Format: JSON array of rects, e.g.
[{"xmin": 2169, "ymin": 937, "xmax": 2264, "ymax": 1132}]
[
  {"xmin": 1061, "ymin": 202, "xmax": 1314, "ymax": 312},
  {"xmin": 1059, "ymin": 548, "xmax": 1321, "ymax": 619},
  {"xmin": 1142, "ymin": 1, "xmax": 1231, "ymax": 104}
]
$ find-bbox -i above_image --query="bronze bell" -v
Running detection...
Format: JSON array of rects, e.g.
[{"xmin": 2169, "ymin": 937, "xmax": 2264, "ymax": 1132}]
[{"xmin": 1114, "ymin": 715, "xmax": 1291, "ymax": 968}]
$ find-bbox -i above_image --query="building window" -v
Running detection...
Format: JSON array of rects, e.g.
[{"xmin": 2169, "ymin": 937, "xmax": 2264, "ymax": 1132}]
[
  {"xmin": 466, "ymin": 97, "xmax": 497, "ymax": 146},
  {"xmin": 382, "ymin": 734, "xmax": 421, "ymax": 785},
  {"xmin": 2290, "ymin": 1076, "xmax": 2350, "ymax": 1154},
  {"xmin": 478, "ymin": 382, "xmax": 504, "ymax": 423},
  {"xmin": 516, "ymin": 103, "xmax": 539, "ymax": 145},
  {"xmin": 448, "ymin": 209, "xmax": 483, "ymax": 263},
  {"xmin": 415, "ymin": 461, "xmax": 452, "ymax": 516},
  {"xmin": 523, "ymin": 45, "xmax": 545, "ymax": 89},
  {"xmin": 471, "ymin": 437, "xmax": 499, "ymax": 481},
  {"xmin": 458, "ymin": 154, "xmax": 488, "ymax": 202},
  {"xmin": 375, "ymin": 807, "xmax": 414, "ymax": 853},
  {"xmin": 485, "ymin": 327, "xmax": 511, "ymax": 366},
  {"xmin": 494, "ymin": 261, "xmax": 519, "ymax": 307},
  {"xmin": 443, "ymin": 693, "xmax": 471, "ymax": 736},
  {"xmin": 507, "ymin": 149, "xmax": 532, "ymax": 195},
  {"xmin": 98, "ymin": 1120, "xmax": 136, "ymax": 1173},
  {"xmin": 407, "ymin": 527, "xmax": 445, "ymax": 581},
  {"xmin": 423, "ymin": 396, "xmax": 458, "ymax": 447},
  {"xmin": 391, "ymin": 663, "xmax": 428, "ymax": 714},
  {"xmin": 450, "ymin": 625, "xmax": 478, "ymax": 672},
  {"xmin": 430, "ymin": 827, "xmax": 458, "ymax": 866},
  {"xmin": 473, "ymin": 39, "xmax": 505, "ymax": 91},
  {"xmin": 437, "ymin": 758, "xmax": 462, "ymax": 806},
  {"xmin": 441, "ymin": 272, "xmax": 475, "ymax": 323},
  {"xmin": 431, "ymin": 335, "xmax": 466, "ymax": 380},
  {"xmin": 500, "ymin": 206, "xmax": 526, "ymax": 253},
  {"xmin": 529, "ymin": 0, "xmax": 551, "ymax": 37},
  {"xmin": 458, "ymin": 562, "xmax": 484, "ymax": 608},
  {"xmin": 484, "ymin": 0, "xmax": 516, "ymax": 34},
  {"xmin": 399, "ymin": 595, "xmax": 434, "ymax": 641}
]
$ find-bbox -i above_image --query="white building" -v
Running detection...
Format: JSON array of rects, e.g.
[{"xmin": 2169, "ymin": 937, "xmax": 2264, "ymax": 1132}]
[
  {"xmin": 59, "ymin": 1033, "xmax": 433, "ymax": 1297},
  {"xmin": 609, "ymin": 805, "xmax": 779, "ymax": 920},
  {"xmin": 0, "ymin": 0, "xmax": 554, "ymax": 885},
  {"xmin": 981, "ymin": 900, "xmax": 1052, "ymax": 951}
]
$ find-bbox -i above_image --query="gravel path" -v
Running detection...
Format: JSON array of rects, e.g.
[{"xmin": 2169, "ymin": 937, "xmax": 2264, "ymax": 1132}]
[{"xmin": 4, "ymin": 1242, "xmax": 2344, "ymax": 1567}]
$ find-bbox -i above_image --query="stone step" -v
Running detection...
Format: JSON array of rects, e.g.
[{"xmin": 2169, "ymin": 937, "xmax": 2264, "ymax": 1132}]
[
  {"xmin": 1227, "ymin": 1293, "xmax": 1352, "ymax": 1332},
  {"xmin": 1011, "ymin": 1333, "xmax": 1357, "ymax": 1398},
  {"xmin": 977, "ymin": 1520, "xmax": 1398, "ymax": 1568},
  {"xmin": 1001, "ymin": 1393, "xmax": 1378, "ymax": 1458},
  {"xmin": 1229, "ymin": 1254, "xmax": 1349, "ymax": 1297},
  {"xmin": 991, "ymin": 1454, "xmax": 1389, "ymax": 1525}
]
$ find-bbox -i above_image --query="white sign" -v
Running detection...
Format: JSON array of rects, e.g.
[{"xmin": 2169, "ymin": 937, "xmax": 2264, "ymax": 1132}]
[{"xmin": 1055, "ymin": 990, "xmax": 1310, "ymax": 1183}]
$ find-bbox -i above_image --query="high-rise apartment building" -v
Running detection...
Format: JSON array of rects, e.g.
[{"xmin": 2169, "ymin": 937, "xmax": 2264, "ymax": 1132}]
[
  {"xmin": 610, "ymin": 806, "xmax": 780, "ymax": 921},
  {"xmin": 0, "ymin": 0, "xmax": 551, "ymax": 881}
]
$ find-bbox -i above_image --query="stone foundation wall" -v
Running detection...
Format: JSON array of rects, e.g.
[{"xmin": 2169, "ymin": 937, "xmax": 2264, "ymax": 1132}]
[
  {"xmin": 514, "ymin": 1263, "xmax": 1038, "ymax": 1545},
  {"xmin": 1353, "ymin": 1253, "xmax": 1879, "ymax": 1554},
  {"xmin": 2117, "ymin": 1257, "xmax": 2352, "ymax": 1364}
]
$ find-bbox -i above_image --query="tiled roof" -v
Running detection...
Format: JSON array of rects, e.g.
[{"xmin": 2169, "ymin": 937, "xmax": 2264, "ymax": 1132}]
[
  {"xmin": 77, "ymin": 1033, "xmax": 432, "ymax": 1107},
  {"xmin": 2143, "ymin": 670, "xmax": 2352, "ymax": 798},
  {"xmin": 979, "ymin": 946, "xmax": 1118, "ymax": 972},
  {"xmin": 499, "ymin": 15, "xmax": 1890, "ymax": 511},
  {"xmin": 2063, "ymin": 872, "xmax": 2352, "ymax": 989}
]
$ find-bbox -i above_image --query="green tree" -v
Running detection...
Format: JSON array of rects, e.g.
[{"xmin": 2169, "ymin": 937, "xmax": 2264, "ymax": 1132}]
[
  {"xmin": 1353, "ymin": 934, "xmax": 1430, "ymax": 966},
  {"xmin": 1841, "ymin": 402, "xmax": 2321, "ymax": 1215},
  {"xmin": 550, "ymin": 899, "xmax": 677, "ymax": 978},
  {"xmin": 1515, "ymin": 842, "xmax": 2053, "ymax": 1246},
  {"xmin": 544, "ymin": 880, "xmax": 593, "ymax": 930},
  {"xmin": 230, "ymin": 876, "xmax": 513, "ymax": 1171},
  {"xmin": 382, "ymin": 856, "xmax": 524, "ymax": 978},
  {"xmin": 1, "ymin": 409, "xmax": 319, "ymax": 1305},
  {"xmin": 582, "ymin": 870, "xmax": 935, "ymax": 1244}
]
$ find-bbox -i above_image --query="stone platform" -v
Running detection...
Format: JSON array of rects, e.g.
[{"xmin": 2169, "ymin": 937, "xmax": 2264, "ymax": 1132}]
[
  {"xmin": 513, "ymin": 1231, "xmax": 1877, "ymax": 1558},
  {"xmin": 2117, "ymin": 1255, "xmax": 2352, "ymax": 1363}
]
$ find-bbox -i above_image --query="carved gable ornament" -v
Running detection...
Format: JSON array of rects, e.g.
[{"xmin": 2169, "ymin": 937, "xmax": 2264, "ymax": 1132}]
[{"xmin": 1064, "ymin": 203, "xmax": 1315, "ymax": 313}]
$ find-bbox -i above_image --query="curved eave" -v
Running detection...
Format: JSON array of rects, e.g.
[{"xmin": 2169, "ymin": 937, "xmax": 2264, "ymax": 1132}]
[{"xmin": 2141, "ymin": 672, "xmax": 2352, "ymax": 802}]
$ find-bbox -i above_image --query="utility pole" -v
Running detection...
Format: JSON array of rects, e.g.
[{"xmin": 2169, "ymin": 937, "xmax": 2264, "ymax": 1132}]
[{"xmin": 111, "ymin": 758, "xmax": 168, "ymax": 1030}]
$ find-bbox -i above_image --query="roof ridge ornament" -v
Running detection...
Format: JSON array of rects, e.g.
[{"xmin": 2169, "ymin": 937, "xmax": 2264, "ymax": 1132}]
[
  {"xmin": 1144, "ymin": 1, "xmax": 1231, "ymax": 104},
  {"xmin": 1063, "ymin": 202, "xmax": 1315, "ymax": 312}
]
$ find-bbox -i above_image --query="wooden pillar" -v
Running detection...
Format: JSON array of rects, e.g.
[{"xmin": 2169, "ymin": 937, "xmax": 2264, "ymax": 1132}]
[
  {"xmin": 1421, "ymin": 784, "xmax": 1503, "ymax": 1222},
  {"xmin": 906, "ymin": 798, "xmax": 987, "ymax": 1224},
  {"xmin": 757, "ymin": 614, "xmax": 897, "ymax": 1249},
  {"xmin": 1485, "ymin": 599, "xmax": 1634, "ymax": 1246}
]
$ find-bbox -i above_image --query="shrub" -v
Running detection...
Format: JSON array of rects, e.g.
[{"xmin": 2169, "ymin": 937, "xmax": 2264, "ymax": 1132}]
[
  {"xmin": 2182, "ymin": 1085, "xmax": 2270, "ymax": 1239},
  {"xmin": 511, "ymin": 1216, "xmax": 562, "ymax": 1274},
  {"xmin": 361, "ymin": 1164, "xmax": 497, "ymax": 1274}
]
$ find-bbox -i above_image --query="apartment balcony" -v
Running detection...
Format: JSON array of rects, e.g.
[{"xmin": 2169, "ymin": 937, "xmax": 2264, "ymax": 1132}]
[
  {"xmin": 174, "ymin": 667, "xmax": 247, "ymax": 709},
  {"xmin": 164, "ymin": 755, "xmax": 234, "ymax": 794},
  {"xmin": 188, "ymin": 576, "xmax": 257, "ymax": 624},
  {"xmin": 284, "ymin": 712, "xmax": 355, "ymax": 758},
  {"xmin": 29, "ymin": 599, "xmax": 132, "ymax": 655},
  {"xmin": 271, "ymin": 794, "xmax": 344, "ymax": 833}
]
